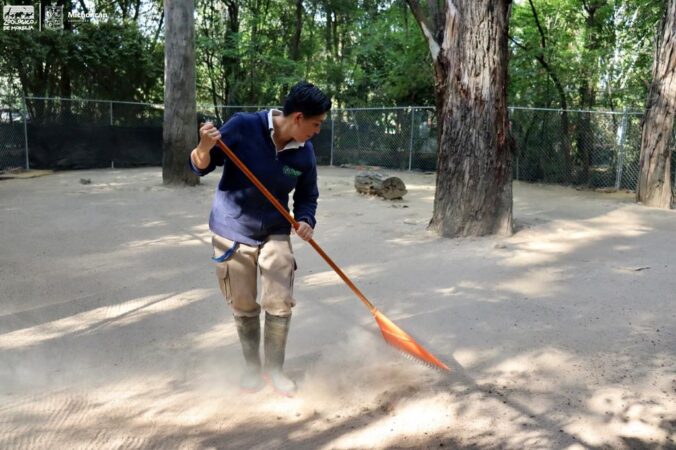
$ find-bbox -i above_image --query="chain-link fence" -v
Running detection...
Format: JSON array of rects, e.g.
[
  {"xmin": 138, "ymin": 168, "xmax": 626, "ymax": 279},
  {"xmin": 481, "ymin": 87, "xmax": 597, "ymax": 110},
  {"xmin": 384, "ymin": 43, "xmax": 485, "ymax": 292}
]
[
  {"xmin": 326, "ymin": 107, "xmax": 437, "ymax": 171},
  {"xmin": 0, "ymin": 100, "xmax": 28, "ymax": 170},
  {"xmin": 511, "ymin": 108, "xmax": 676, "ymax": 192},
  {"xmin": 510, "ymin": 107, "xmax": 647, "ymax": 190},
  {"xmin": 8, "ymin": 97, "xmax": 168, "ymax": 169},
  {"xmin": 326, "ymin": 106, "xmax": 675, "ymax": 193},
  {"xmin": 2, "ymin": 97, "xmax": 674, "ymax": 193},
  {"xmin": 192, "ymin": 106, "xmax": 438, "ymax": 170}
]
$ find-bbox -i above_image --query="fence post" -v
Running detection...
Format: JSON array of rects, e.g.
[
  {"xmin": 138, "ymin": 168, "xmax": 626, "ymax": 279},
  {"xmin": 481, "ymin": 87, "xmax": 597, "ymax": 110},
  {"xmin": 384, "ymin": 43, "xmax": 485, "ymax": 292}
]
[
  {"xmin": 408, "ymin": 107, "xmax": 415, "ymax": 171},
  {"xmin": 109, "ymin": 101, "xmax": 114, "ymax": 126},
  {"xmin": 509, "ymin": 107, "xmax": 516, "ymax": 181},
  {"xmin": 330, "ymin": 109, "xmax": 335, "ymax": 166},
  {"xmin": 615, "ymin": 108, "xmax": 628, "ymax": 190},
  {"xmin": 22, "ymin": 96, "xmax": 30, "ymax": 170}
]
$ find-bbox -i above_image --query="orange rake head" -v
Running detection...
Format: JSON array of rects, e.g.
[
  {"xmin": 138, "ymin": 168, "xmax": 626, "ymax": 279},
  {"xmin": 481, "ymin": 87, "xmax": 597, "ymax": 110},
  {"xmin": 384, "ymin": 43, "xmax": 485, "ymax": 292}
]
[{"xmin": 373, "ymin": 309, "xmax": 450, "ymax": 371}]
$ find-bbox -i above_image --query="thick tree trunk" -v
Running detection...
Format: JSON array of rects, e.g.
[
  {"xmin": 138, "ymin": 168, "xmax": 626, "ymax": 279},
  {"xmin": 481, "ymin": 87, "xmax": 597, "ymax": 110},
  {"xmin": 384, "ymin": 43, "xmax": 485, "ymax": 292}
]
[
  {"xmin": 636, "ymin": 0, "xmax": 675, "ymax": 208},
  {"xmin": 410, "ymin": 1, "xmax": 513, "ymax": 237},
  {"xmin": 163, "ymin": 0, "xmax": 198, "ymax": 186}
]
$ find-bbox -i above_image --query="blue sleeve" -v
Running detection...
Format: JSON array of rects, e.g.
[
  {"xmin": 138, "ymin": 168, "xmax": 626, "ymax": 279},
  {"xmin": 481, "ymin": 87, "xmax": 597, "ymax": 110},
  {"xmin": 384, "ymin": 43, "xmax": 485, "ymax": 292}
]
[
  {"xmin": 188, "ymin": 114, "xmax": 243, "ymax": 176},
  {"xmin": 293, "ymin": 153, "xmax": 319, "ymax": 228}
]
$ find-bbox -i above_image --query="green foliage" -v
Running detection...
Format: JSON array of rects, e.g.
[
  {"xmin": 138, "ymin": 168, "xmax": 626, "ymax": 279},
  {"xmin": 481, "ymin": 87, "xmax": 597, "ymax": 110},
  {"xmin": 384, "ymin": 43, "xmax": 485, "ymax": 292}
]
[
  {"xmin": 0, "ymin": 20, "xmax": 163, "ymax": 103},
  {"xmin": 69, "ymin": 22, "xmax": 163, "ymax": 101},
  {"xmin": 509, "ymin": 0, "xmax": 665, "ymax": 110},
  {"xmin": 508, "ymin": 0, "xmax": 665, "ymax": 187},
  {"xmin": 193, "ymin": 0, "xmax": 432, "ymax": 107},
  {"xmin": 0, "ymin": 0, "xmax": 665, "ymax": 114},
  {"xmin": 344, "ymin": 4, "xmax": 434, "ymax": 106}
]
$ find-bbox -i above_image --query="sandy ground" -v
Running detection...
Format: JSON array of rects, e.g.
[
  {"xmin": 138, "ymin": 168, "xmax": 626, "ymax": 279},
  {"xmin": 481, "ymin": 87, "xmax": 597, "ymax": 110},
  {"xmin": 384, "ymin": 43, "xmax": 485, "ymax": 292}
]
[{"xmin": 0, "ymin": 166, "xmax": 675, "ymax": 449}]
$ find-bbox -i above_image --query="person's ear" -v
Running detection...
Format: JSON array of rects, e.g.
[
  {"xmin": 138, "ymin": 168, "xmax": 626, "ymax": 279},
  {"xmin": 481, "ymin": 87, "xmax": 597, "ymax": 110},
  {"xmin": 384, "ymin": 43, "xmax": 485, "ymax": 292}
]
[{"xmin": 292, "ymin": 112, "xmax": 304, "ymax": 124}]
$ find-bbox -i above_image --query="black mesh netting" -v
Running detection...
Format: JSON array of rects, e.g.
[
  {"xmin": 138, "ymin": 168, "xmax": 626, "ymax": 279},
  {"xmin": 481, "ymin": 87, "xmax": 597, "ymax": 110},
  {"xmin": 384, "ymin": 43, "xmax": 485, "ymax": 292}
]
[{"xmin": 27, "ymin": 124, "xmax": 162, "ymax": 170}]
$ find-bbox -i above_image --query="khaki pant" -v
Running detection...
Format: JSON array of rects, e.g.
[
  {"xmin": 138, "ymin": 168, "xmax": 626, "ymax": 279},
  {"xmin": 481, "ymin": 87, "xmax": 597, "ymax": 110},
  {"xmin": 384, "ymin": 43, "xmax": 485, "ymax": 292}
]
[{"xmin": 212, "ymin": 233, "xmax": 296, "ymax": 318}]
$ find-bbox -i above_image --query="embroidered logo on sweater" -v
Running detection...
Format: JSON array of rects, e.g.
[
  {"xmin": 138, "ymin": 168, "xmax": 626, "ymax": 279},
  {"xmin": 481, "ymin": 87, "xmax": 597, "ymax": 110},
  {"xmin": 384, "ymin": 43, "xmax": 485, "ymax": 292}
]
[{"xmin": 283, "ymin": 166, "xmax": 302, "ymax": 177}]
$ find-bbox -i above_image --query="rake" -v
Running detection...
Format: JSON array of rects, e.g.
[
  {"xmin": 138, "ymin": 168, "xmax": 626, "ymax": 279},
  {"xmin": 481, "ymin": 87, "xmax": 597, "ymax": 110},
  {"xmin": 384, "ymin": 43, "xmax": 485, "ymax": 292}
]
[{"xmin": 215, "ymin": 138, "xmax": 450, "ymax": 371}]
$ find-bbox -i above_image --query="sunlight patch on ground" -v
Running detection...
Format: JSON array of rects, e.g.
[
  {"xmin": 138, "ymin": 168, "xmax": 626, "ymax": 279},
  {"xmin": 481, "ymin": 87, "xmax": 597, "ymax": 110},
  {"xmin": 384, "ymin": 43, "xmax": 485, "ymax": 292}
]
[
  {"xmin": 452, "ymin": 348, "xmax": 500, "ymax": 368},
  {"xmin": 299, "ymin": 264, "xmax": 384, "ymax": 287},
  {"xmin": 191, "ymin": 223, "xmax": 210, "ymax": 233},
  {"xmin": 0, "ymin": 376, "xmax": 241, "ymax": 448},
  {"xmin": 0, "ymin": 290, "xmax": 209, "ymax": 350},
  {"xmin": 299, "ymin": 271, "xmax": 342, "ymax": 287},
  {"xmin": 456, "ymin": 280, "xmax": 486, "ymax": 291},
  {"xmin": 320, "ymin": 394, "xmax": 451, "ymax": 449},
  {"xmin": 403, "ymin": 183, "xmax": 435, "ymax": 192},
  {"xmin": 480, "ymin": 348, "xmax": 579, "ymax": 415},
  {"xmin": 571, "ymin": 387, "xmax": 675, "ymax": 447},
  {"xmin": 490, "ymin": 348, "xmax": 575, "ymax": 380},
  {"xmin": 434, "ymin": 286, "xmax": 459, "ymax": 297},
  {"xmin": 183, "ymin": 322, "xmax": 237, "ymax": 351},
  {"xmin": 505, "ymin": 210, "xmax": 648, "ymax": 268},
  {"xmin": 386, "ymin": 233, "xmax": 438, "ymax": 246},
  {"xmin": 139, "ymin": 220, "xmax": 167, "ymax": 227},
  {"xmin": 313, "ymin": 295, "xmax": 352, "ymax": 305},
  {"xmin": 124, "ymin": 233, "xmax": 210, "ymax": 248},
  {"xmin": 496, "ymin": 267, "xmax": 567, "ymax": 298}
]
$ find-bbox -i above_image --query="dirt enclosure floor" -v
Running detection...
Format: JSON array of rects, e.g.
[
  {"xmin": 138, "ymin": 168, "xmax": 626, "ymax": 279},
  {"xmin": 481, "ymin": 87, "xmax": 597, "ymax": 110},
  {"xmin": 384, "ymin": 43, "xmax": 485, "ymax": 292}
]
[{"xmin": 1, "ymin": 166, "xmax": 675, "ymax": 449}]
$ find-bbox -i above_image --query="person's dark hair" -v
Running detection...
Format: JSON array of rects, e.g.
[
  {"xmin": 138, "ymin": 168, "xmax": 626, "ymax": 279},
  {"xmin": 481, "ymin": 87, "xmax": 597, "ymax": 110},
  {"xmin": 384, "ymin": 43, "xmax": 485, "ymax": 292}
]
[{"xmin": 283, "ymin": 81, "xmax": 332, "ymax": 117}]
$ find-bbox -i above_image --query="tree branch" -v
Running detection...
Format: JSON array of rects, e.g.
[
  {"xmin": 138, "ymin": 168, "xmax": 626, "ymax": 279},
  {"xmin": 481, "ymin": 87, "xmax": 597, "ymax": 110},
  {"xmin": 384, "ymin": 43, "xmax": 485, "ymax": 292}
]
[
  {"xmin": 154, "ymin": 10, "xmax": 164, "ymax": 45},
  {"xmin": 406, "ymin": 0, "xmax": 441, "ymax": 60},
  {"xmin": 528, "ymin": 0, "xmax": 546, "ymax": 49},
  {"xmin": 509, "ymin": 35, "xmax": 568, "ymax": 112},
  {"xmin": 509, "ymin": 35, "xmax": 528, "ymax": 51},
  {"xmin": 77, "ymin": 0, "xmax": 89, "ymax": 14},
  {"xmin": 133, "ymin": 0, "xmax": 142, "ymax": 22}
]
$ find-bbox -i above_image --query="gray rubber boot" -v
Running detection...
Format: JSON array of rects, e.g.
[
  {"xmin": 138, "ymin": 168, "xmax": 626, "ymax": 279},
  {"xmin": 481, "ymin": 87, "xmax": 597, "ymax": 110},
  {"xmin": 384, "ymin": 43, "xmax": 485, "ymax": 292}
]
[
  {"xmin": 263, "ymin": 313, "xmax": 297, "ymax": 396},
  {"xmin": 234, "ymin": 315, "xmax": 265, "ymax": 392}
]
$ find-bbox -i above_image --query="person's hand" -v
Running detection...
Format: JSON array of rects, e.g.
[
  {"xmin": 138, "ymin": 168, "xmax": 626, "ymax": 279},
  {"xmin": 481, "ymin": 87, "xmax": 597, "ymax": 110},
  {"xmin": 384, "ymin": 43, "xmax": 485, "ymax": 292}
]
[
  {"xmin": 197, "ymin": 122, "xmax": 221, "ymax": 152},
  {"xmin": 294, "ymin": 221, "xmax": 313, "ymax": 241}
]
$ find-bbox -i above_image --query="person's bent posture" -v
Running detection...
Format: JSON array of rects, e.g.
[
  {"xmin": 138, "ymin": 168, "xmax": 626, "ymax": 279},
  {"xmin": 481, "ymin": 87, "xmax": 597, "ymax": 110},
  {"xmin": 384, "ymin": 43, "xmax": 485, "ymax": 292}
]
[{"xmin": 189, "ymin": 81, "xmax": 331, "ymax": 396}]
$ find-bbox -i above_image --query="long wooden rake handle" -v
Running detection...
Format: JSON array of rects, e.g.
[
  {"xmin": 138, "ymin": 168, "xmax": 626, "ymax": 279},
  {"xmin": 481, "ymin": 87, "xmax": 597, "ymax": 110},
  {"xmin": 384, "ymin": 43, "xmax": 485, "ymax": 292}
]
[{"xmin": 214, "ymin": 139, "xmax": 377, "ymax": 314}]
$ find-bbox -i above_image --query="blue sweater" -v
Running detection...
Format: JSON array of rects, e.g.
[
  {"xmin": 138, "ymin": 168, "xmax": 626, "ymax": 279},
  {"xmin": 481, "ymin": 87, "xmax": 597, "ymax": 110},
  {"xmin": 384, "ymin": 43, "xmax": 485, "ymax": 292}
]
[{"xmin": 189, "ymin": 111, "xmax": 319, "ymax": 246}]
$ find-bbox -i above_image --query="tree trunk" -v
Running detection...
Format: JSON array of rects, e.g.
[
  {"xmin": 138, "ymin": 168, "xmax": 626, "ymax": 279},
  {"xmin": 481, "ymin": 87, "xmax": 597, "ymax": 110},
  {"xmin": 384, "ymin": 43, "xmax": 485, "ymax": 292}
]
[
  {"xmin": 223, "ymin": 0, "xmax": 240, "ymax": 107},
  {"xmin": 290, "ymin": 0, "xmax": 303, "ymax": 61},
  {"xmin": 577, "ymin": 1, "xmax": 604, "ymax": 185},
  {"xmin": 59, "ymin": 1, "xmax": 74, "ymax": 122},
  {"xmin": 407, "ymin": 1, "xmax": 514, "ymax": 237},
  {"xmin": 636, "ymin": 0, "xmax": 675, "ymax": 209},
  {"xmin": 527, "ymin": 0, "xmax": 572, "ymax": 179},
  {"xmin": 577, "ymin": 84, "xmax": 594, "ymax": 184},
  {"xmin": 163, "ymin": 0, "xmax": 199, "ymax": 185}
]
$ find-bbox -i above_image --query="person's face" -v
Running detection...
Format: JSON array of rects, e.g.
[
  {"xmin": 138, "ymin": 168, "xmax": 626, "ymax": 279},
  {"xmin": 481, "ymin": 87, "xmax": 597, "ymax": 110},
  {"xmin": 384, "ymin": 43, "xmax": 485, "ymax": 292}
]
[{"xmin": 291, "ymin": 112, "xmax": 327, "ymax": 142}]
